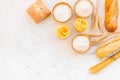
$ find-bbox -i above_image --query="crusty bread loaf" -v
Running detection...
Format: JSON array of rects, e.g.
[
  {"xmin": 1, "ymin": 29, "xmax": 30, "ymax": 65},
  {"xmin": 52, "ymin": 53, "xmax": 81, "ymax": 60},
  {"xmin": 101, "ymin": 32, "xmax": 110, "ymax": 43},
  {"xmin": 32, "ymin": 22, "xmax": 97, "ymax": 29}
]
[
  {"xmin": 105, "ymin": 0, "xmax": 119, "ymax": 32},
  {"xmin": 27, "ymin": 0, "xmax": 51, "ymax": 23},
  {"xmin": 96, "ymin": 36, "xmax": 120, "ymax": 58}
]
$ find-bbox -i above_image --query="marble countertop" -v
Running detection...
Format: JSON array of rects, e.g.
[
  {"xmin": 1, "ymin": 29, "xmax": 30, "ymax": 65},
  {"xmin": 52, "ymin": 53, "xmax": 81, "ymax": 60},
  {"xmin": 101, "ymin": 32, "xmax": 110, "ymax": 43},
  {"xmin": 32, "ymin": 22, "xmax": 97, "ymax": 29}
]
[{"xmin": 0, "ymin": 0, "xmax": 120, "ymax": 80}]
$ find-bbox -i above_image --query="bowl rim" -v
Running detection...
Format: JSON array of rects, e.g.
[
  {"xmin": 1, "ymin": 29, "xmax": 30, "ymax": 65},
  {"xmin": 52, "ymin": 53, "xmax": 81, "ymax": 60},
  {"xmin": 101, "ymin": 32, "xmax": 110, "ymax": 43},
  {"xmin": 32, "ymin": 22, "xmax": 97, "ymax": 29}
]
[
  {"xmin": 52, "ymin": 2, "xmax": 73, "ymax": 23},
  {"xmin": 74, "ymin": 0, "xmax": 94, "ymax": 18},
  {"xmin": 71, "ymin": 34, "xmax": 92, "ymax": 53}
]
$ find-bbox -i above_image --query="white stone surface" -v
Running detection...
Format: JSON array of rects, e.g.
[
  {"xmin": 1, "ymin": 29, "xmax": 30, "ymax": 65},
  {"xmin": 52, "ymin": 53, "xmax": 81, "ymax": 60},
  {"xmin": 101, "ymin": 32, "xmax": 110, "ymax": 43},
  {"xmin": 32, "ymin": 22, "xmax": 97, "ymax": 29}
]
[{"xmin": 0, "ymin": 0, "xmax": 120, "ymax": 80}]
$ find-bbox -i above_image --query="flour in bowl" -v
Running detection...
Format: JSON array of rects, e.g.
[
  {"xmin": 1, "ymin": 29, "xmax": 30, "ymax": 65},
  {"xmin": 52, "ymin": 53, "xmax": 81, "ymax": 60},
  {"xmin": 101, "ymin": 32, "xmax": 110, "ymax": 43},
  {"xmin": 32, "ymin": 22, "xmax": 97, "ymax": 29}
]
[
  {"xmin": 72, "ymin": 36, "xmax": 90, "ymax": 53},
  {"xmin": 75, "ymin": 0, "xmax": 93, "ymax": 18},
  {"xmin": 53, "ymin": 3, "xmax": 72, "ymax": 22}
]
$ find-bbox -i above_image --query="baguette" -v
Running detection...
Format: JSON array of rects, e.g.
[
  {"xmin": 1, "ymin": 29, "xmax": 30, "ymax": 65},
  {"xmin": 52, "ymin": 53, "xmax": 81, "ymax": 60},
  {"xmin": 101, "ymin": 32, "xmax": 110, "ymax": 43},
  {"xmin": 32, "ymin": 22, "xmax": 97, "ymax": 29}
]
[
  {"xmin": 96, "ymin": 36, "xmax": 120, "ymax": 58},
  {"xmin": 105, "ymin": 0, "xmax": 119, "ymax": 32},
  {"xmin": 90, "ymin": 52, "xmax": 120, "ymax": 74}
]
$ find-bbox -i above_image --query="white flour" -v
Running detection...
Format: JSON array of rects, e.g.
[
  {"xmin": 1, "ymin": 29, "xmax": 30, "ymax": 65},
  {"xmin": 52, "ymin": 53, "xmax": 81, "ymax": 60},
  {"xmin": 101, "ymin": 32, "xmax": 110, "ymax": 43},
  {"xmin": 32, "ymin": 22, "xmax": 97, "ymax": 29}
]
[
  {"xmin": 73, "ymin": 36, "xmax": 90, "ymax": 52},
  {"xmin": 53, "ymin": 4, "xmax": 72, "ymax": 22},
  {"xmin": 75, "ymin": 0, "xmax": 93, "ymax": 17}
]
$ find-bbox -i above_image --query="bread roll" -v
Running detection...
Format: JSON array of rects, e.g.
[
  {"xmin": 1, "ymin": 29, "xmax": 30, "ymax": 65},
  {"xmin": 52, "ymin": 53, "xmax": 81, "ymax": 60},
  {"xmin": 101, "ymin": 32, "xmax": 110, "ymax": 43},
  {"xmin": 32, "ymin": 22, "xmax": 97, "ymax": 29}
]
[
  {"xmin": 105, "ymin": 0, "xmax": 119, "ymax": 32},
  {"xmin": 96, "ymin": 36, "xmax": 120, "ymax": 58},
  {"xmin": 27, "ymin": 0, "xmax": 51, "ymax": 23}
]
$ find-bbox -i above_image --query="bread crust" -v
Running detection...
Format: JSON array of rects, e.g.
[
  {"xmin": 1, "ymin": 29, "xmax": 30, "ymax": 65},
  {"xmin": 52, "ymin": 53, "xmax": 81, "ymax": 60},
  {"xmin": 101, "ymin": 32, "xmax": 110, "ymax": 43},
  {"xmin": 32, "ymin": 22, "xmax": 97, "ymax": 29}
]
[
  {"xmin": 27, "ymin": 0, "xmax": 51, "ymax": 23},
  {"xmin": 96, "ymin": 36, "xmax": 120, "ymax": 58},
  {"xmin": 105, "ymin": 0, "xmax": 119, "ymax": 32}
]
